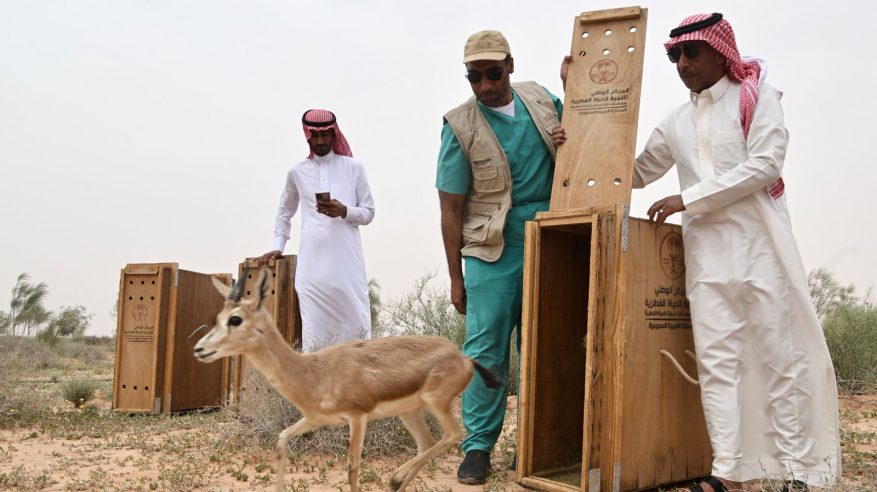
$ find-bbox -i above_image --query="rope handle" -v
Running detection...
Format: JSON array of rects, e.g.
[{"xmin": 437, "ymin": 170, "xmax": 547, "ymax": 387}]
[{"xmin": 659, "ymin": 349, "xmax": 699, "ymax": 385}]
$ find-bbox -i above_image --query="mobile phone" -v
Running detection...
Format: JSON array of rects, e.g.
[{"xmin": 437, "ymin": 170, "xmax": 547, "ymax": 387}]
[{"xmin": 315, "ymin": 191, "xmax": 331, "ymax": 201}]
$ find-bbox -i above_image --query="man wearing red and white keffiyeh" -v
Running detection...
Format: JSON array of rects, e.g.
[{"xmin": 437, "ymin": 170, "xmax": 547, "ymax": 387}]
[
  {"xmin": 258, "ymin": 109, "xmax": 375, "ymax": 353},
  {"xmin": 632, "ymin": 13, "xmax": 840, "ymax": 492}
]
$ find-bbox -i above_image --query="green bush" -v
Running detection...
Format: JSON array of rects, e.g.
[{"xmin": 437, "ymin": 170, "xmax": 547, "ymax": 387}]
[
  {"xmin": 61, "ymin": 379, "xmax": 98, "ymax": 408},
  {"xmin": 823, "ymin": 304, "xmax": 877, "ymax": 393}
]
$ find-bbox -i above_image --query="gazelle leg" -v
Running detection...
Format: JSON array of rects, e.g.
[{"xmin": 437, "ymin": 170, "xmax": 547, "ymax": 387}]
[
  {"xmin": 276, "ymin": 418, "xmax": 317, "ymax": 492},
  {"xmin": 347, "ymin": 414, "xmax": 368, "ymax": 492},
  {"xmin": 398, "ymin": 408, "xmax": 435, "ymax": 454},
  {"xmin": 389, "ymin": 401, "xmax": 461, "ymax": 492}
]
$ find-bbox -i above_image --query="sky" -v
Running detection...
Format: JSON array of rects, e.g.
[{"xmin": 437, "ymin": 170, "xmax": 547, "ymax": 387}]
[{"xmin": 1, "ymin": 0, "xmax": 875, "ymax": 337}]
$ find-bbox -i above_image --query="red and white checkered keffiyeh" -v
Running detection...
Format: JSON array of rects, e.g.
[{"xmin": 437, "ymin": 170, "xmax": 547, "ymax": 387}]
[
  {"xmin": 302, "ymin": 109, "xmax": 352, "ymax": 158},
  {"xmin": 666, "ymin": 14, "xmax": 784, "ymax": 200}
]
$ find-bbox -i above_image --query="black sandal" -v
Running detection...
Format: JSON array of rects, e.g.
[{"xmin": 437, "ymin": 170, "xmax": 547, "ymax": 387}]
[{"xmin": 687, "ymin": 476, "xmax": 728, "ymax": 492}]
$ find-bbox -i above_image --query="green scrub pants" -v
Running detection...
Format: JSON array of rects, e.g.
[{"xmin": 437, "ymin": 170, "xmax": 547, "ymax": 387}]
[{"xmin": 461, "ymin": 202, "xmax": 543, "ymax": 453}]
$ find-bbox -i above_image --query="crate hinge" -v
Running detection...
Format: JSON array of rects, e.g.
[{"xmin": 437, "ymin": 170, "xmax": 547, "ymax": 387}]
[
  {"xmin": 588, "ymin": 468, "xmax": 600, "ymax": 492},
  {"xmin": 612, "ymin": 463, "xmax": 621, "ymax": 492},
  {"xmin": 621, "ymin": 204, "xmax": 630, "ymax": 252}
]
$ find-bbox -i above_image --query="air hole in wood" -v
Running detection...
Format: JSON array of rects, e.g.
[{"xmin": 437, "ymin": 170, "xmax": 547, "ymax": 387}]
[
  {"xmin": 603, "ymin": 49, "xmax": 610, "ymax": 55},
  {"xmin": 628, "ymin": 46, "xmax": 635, "ymax": 53},
  {"xmin": 630, "ymin": 26, "xmax": 637, "ymax": 33},
  {"xmin": 563, "ymin": 179, "xmax": 571, "ymax": 187},
  {"xmin": 587, "ymin": 179, "xmax": 596, "ymax": 187},
  {"xmin": 579, "ymin": 50, "xmax": 587, "ymax": 57},
  {"xmin": 582, "ymin": 31, "xmax": 589, "ymax": 38},
  {"xmin": 614, "ymin": 178, "xmax": 622, "ymax": 186},
  {"xmin": 605, "ymin": 29, "xmax": 612, "ymax": 36}
]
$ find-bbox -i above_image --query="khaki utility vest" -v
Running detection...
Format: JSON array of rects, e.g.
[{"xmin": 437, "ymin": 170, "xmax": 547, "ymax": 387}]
[{"xmin": 443, "ymin": 81, "xmax": 560, "ymax": 262}]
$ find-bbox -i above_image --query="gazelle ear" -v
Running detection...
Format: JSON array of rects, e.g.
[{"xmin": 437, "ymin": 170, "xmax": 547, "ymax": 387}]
[
  {"xmin": 212, "ymin": 276, "xmax": 232, "ymax": 298},
  {"xmin": 255, "ymin": 267, "xmax": 270, "ymax": 310}
]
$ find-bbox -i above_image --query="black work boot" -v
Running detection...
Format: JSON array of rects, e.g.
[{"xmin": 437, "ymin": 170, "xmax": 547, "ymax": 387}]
[{"xmin": 457, "ymin": 450, "xmax": 490, "ymax": 485}]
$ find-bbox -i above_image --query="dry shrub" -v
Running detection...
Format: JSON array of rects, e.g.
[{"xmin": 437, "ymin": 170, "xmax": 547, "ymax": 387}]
[
  {"xmin": 824, "ymin": 304, "xmax": 877, "ymax": 394},
  {"xmin": 61, "ymin": 379, "xmax": 98, "ymax": 407},
  {"xmin": 222, "ymin": 366, "xmax": 444, "ymax": 459},
  {"xmin": 53, "ymin": 339, "xmax": 111, "ymax": 367},
  {"xmin": 0, "ymin": 336, "xmax": 53, "ymax": 422}
]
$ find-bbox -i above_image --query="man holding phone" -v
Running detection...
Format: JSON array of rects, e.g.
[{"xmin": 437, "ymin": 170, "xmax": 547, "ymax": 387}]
[{"xmin": 258, "ymin": 109, "xmax": 375, "ymax": 352}]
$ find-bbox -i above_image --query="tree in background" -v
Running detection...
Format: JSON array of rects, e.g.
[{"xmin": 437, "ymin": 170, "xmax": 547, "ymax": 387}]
[
  {"xmin": 368, "ymin": 278, "xmax": 382, "ymax": 336},
  {"xmin": 0, "ymin": 273, "xmax": 51, "ymax": 336},
  {"xmin": 810, "ymin": 268, "xmax": 876, "ymax": 393},
  {"xmin": 809, "ymin": 267, "xmax": 858, "ymax": 320},
  {"xmin": 382, "ymin": 272, "xmax": 466, "ymax": 349},
  {"xmin": 1, "ymin": 274, "xmax": 94, "ymax": 342},
  {"xmin": 46, "ymin": 305, "xmax": 92, "ymax": 338}
]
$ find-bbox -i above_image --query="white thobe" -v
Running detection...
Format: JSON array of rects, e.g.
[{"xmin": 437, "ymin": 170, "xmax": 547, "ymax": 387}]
[
  {"xmin": 634, "ymin": 76, "xmax": 840, "ymax": 486},
  {"xmin": 273, "ymin": 150, "xmax": 375, "ymax": 353}
]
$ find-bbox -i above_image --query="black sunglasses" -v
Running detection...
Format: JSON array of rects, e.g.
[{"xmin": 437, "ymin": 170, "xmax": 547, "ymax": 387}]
[
  {"xmin": 465, "ymin": 66, "xmax": 504, "ymax": 84},
  {"xmin": 667, "ymin": 43, "xmax": 700, "ymax": 63}
]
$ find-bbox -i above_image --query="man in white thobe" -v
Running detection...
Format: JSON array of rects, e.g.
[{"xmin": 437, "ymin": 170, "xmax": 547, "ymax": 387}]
[
  {"xmin": 633, "ymin": 13, "xmax": 840, "ymax": 492},
  {"xmin": 259, "ymin": 109, "xmax": 375, "ymax": 353}
]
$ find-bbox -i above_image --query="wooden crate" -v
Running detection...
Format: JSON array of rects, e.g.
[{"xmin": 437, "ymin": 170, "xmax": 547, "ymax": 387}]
[
  {"xmin": 229, "ymin": 255, "xmax": 301, "ymax": 402},
  {"xmin": 517, "ymin": 207, "xmax": 711, "ymax": 491},
  {"xmin": 113, "ymin": 263, "xmax": 232, "ymax": 414}
]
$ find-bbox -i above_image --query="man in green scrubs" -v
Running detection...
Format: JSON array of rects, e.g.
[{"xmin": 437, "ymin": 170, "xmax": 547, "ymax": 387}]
[{"xmin": 436, "ymin": 30, "xmax": 566, "ymax": 484}]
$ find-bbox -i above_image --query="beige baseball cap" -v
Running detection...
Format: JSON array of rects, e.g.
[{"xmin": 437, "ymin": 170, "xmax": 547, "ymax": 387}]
[{"xmin": 463, "ymin": 30, "xmax": 511, "ymax": 63}]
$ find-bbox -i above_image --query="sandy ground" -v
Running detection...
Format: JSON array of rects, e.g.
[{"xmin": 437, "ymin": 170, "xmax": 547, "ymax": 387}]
[{"xmin": 0, "ymin": 394, "xmax": 874, "ymax": 491}]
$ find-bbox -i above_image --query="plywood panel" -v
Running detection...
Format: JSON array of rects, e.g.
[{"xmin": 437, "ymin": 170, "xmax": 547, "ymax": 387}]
[
  {"xmin": 232, "ymin": 256, "xmax": 301, "ymax": 401},
  {"xmin": 114, "ymin": 268, "xmax": 166, "ymax": 412},
  {"xmin": 164, "ymin": 270, "xmax": 230, "ymax": 412},
  {"xmin": 618, "ymin": 220, "xmax": 711, "ymax": 490},
  {"xmin": 550, "ymin": 7, "xmax": 648, "ymax": 210}
]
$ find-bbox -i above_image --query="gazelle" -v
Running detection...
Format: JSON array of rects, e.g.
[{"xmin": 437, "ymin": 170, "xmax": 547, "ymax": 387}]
[{"xmin": 193, "ymin": 267, "xmax": 502, "ymax": 492}]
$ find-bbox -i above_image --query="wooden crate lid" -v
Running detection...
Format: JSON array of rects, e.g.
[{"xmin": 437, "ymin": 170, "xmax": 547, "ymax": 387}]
[{"xmin": 550, "ymin": 6, "xmax": 647, "ymax": 211}]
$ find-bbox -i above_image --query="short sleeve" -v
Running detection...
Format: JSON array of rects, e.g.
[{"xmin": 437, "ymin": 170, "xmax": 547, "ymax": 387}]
[{"xmin": 435, "ymin": 122, "xmax": 471, "ymax": 195}]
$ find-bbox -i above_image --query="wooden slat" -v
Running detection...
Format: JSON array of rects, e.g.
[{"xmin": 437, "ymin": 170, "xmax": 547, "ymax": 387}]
[
  {"xmin": 550, "ymin": 8, "xmax": 648, "ymax": 210},
  {"xmin": 578, "ymin": 6, "xmax": 641, "ymax": 24},
  {"xmin": 521, "ymin": 476, "xmax": 582, "ymax": 492},
  {"xmin": 518, "ymin": 220, "xmax": 539, "ymax": 482},
  {"xmin": 537, "ymin": 206, "xmax": 617, "ymax": 221}
]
